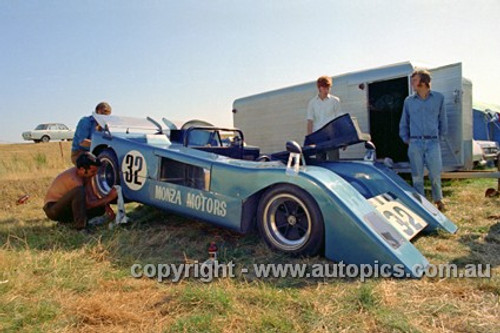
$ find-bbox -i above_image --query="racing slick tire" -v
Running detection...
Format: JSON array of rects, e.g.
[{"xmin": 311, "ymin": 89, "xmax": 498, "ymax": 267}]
[{"xmin": 257, "ymin": 184, "xmax": 324, "ymax": 256}]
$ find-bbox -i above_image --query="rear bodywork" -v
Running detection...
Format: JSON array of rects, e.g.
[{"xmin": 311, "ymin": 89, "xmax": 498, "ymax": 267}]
[{"xmin": 91, "ymin": 114, "xmax": 457, "ymax": 278}]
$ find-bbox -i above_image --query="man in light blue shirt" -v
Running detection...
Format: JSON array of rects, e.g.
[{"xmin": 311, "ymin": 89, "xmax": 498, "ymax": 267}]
[
  {"xmin": 71, "ymin": 102, "xmax": 112, "ymax": 165},
  {"xmin": 399, "ymin": 69, "xmax": 448, "ymax": 211}
]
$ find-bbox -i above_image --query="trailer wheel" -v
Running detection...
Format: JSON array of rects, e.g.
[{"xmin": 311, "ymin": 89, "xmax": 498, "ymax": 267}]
[
  {"xmin": 257, "ymin": 184, "xmax": 324, "ymax": 256},
  {"xmin": 95, "ymin": 149, "xmax": 120, "ymax": 197}
]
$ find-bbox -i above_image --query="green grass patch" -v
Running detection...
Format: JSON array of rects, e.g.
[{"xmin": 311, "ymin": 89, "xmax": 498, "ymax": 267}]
[
  {"xmin": 33, "ymin": 152, "xmax": 47, "ymax": 168},
  {"xmin": 168, "ymin": 314, "xmax": 216, "ymax": 333},
  {"xmin": 0, "ymin": 298, "xmax": 60, "ymax": 332},
  {"xmin": 180, "ymin": 285, "xmax": 231, "ymax": 313}
]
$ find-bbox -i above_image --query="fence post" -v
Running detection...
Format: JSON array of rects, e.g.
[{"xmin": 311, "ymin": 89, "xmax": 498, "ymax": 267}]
[{"xmin": 59, "ymin": 142, "xmax": 64, "ymax": 159}]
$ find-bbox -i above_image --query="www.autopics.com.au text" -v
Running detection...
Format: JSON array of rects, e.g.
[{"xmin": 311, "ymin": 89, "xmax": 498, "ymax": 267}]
[{"xmin": 130, "ymin": 261, "xmax": 492, "ymax": 283}]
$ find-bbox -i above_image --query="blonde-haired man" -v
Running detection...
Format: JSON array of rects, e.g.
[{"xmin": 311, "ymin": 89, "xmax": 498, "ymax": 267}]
[
  {"xmin": 306, "ymin": 76, "xmax": 344, "ymax": 159},
  {"xmin": 306, "ymin": 76, "xmax": 343, "ymax": 135}
]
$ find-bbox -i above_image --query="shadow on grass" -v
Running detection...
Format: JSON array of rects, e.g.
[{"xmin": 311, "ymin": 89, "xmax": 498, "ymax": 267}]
[
  {"xmin": 5, "ymin": 198, "xmax": 496, "ymax": 290},
  {"xmin": 0, "ymin": 204, "xmax": 366, "ymax": 288},
  {"xmin": 451, "ymin": 222, "xmax": 500, "ymax": 268},
  {"xmin": 0, "ymin": 217, "xmax": 89, "ymax": 251},
  {"xmin": 398, "ymin": 175, "xmax": 457, "ymax": 200},
  {"xmin": 0, "ymin": 205, "xmax": 254, "ymax": 258}
]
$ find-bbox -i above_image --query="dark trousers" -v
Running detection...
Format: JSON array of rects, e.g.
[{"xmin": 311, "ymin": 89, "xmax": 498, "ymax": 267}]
[{"xmin": 43, "ymin": 186, "xmax": 104, "ymax": 229}]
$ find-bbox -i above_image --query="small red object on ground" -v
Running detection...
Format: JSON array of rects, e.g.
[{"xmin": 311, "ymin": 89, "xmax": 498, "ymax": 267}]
[
  {"xmin": 208, "ymin": 242, "xmax": 218, "ymax": 261},
  {"xmin": 16, "ymin": 194, "xmax": 30, "ymax": 205}
]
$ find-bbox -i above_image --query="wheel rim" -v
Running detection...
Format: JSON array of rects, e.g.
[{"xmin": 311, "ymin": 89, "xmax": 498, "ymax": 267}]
[
  {"xmin": 95, "ymin": 157, "xmax": 117, "ymax": 196},
  {"xmin": 42, "ymin": 136, "xmax": 49, "ymax": 143},
  {"xmin": 263, "ymin": 193, "xmax": 312, "ymax": 251}
]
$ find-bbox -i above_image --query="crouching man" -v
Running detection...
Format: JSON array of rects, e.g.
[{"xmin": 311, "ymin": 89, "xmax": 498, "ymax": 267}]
[{"xmin": 43, "ymin": 152, "xmax": 117, "ymax": 232}]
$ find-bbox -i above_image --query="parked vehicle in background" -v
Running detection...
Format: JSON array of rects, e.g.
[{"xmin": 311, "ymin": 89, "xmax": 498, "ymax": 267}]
[
  {"xmin": 472, "ymin": 140, "xmax": 499, "ymax": 167},
  {"xmin": 473, "ymin": 102, "xmax": 500, "ymax": 166},
  {"xmin": 473, "ymin": 102, "xmax": 500, "ymax": 143},
  {"xmin": 22, "ymin": 123, "xmax": 74, "ymax": 143}
]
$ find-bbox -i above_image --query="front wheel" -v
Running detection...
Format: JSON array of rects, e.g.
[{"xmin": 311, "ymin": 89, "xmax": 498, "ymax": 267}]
[
  {"xmin": 94, "ymin": 149, "xmax": 120, "ymax": 197},
  {"xmin": 257, "ymin": 184, "xmax": 324, "ymax": 256},
  {"xmin": 41, "ymin": 135, "xmax": 50, "ymax": 143}
]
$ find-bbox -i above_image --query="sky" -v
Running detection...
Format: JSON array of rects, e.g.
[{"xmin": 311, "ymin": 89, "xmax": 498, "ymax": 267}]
[{"xmin": 1, "ymin": 0, "xmax": 499, "ymax": 143}]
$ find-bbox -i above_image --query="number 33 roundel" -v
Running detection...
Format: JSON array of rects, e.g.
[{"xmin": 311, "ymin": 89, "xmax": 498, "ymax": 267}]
[{"xmin": 122, "ymin": 150, "xmax": 147, "ymax": 191}]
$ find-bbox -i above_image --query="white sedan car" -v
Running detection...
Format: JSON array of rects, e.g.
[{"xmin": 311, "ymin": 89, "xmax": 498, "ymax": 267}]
[{"xmin": 22, "ymin": 123, "xmax": 74, "ymax": 143}]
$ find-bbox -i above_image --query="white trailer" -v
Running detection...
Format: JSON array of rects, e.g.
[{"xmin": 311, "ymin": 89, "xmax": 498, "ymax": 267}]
[{"xmin": 232, "ymin": 61, "xmax": 474, "ymax": 171}]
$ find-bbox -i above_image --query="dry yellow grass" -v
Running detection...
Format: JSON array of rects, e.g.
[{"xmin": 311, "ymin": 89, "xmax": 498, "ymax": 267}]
[
  {"xmin": 0, "ymin": 142, "xmax": 499, "ymax": 332},
  {"xmin": 0, "ymin": 141, "xmax": 73, "ymax": 180}
]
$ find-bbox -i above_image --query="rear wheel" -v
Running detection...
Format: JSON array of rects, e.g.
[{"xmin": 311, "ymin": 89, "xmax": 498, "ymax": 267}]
[
  {"xmin": 95, "ymin": 149, "xmax": 120, "ymax": 197},
  {"xmin": 257, "ymin": 184, "xmax": 324, "ymax": 256},
  {"xmin": 41, "ymin": 135, "xmax": 50, "ymax": 143}
]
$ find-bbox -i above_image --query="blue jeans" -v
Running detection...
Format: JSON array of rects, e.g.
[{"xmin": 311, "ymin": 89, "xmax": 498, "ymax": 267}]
[{"xmin": 407, "ymin": 139, "xmax": 443, "ymax": 202}]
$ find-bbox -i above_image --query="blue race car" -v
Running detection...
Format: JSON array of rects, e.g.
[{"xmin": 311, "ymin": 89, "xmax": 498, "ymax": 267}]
[{"xmin": 90, "ymin": 114, "xmax": 457, "ymax": 277}]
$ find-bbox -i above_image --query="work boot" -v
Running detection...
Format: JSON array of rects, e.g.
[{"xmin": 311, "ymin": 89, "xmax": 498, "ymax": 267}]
[{"xmin": 435, "ymin": 200, "xmax": 447, "ymax": 212}]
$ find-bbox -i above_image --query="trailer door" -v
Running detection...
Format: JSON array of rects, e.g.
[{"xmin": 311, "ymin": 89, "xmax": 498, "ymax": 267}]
[
  {"xmin": 368, "ymin": 77, "xmax": 409, "ymax": 162},
  {"xmin": 430, "ymin": 63, "xmax": 468, "ymax": 170}
]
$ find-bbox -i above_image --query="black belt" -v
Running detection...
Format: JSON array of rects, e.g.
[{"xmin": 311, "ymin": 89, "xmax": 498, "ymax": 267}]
[{"xmin": 410, "ymin": 136, "xmax": 437, "ymax": 139}]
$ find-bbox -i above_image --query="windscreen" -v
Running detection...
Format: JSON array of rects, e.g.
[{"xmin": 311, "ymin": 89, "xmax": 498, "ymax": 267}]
[{"xmin": 93, "ymin": 114, "xmax": 165, "ymax": 134}]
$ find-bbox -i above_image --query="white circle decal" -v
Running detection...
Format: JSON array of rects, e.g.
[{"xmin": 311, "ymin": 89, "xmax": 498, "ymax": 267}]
[{"xmin": 121, "ymin": 150, "xmax": 147, "ymax": 190}]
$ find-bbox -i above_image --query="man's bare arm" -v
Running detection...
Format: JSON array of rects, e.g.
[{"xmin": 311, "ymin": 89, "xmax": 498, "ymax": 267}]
[
  {"xmin": 85, "ymin": 186, "xmax": 117, "ymax": 209},
  {"xmin": 307, "ymin": 120, "xmax": 313, "ymax": 135}
]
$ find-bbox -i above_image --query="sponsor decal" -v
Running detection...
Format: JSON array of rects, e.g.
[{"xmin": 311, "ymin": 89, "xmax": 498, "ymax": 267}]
[
  {"xmin": 155, "ymin": 185, "xmax": 182, "ymax": 205},
  {"xmin": 154, "ymin": 184, "xmax": 227, "ymax": 217}
]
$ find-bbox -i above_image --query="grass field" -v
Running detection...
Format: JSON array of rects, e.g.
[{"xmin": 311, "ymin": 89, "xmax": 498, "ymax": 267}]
[{"xmin": 0, "ymin": 142, "xmax": 499, "ymax": 332}]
